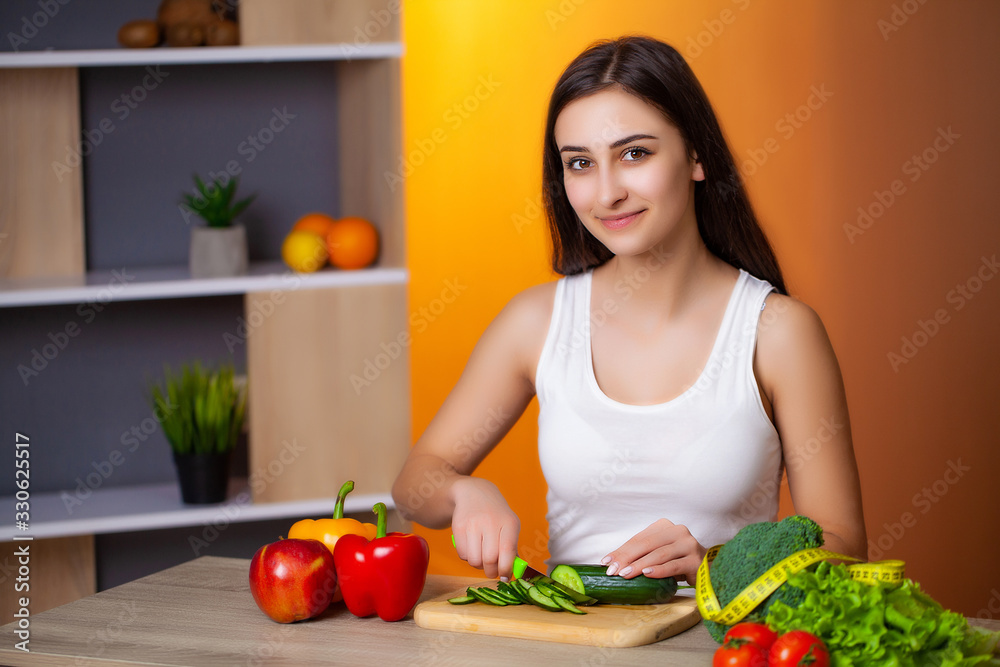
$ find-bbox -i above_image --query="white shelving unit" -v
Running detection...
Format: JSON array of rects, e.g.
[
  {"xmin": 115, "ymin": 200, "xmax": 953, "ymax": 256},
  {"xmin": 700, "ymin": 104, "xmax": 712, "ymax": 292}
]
[
  {"xmin": 0, "ymin": 2, "xmax": 409, "ymax": 613},
  {"xmin": 0, "ymin": 482, "xmax": 393, "ymax": 541},
  {"xmin": 0, "ymin": 43, "xmax": 403, "ymax": 69},
  {"xmin": 0, "ymin": 262, "xmax": 407, "ymax": 308}
]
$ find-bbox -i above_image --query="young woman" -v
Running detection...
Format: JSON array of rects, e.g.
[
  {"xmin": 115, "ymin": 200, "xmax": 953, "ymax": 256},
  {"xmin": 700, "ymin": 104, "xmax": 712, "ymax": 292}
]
[{"xmin": 392, "ymin": 36, "xmax": 866, "ymax": 587}]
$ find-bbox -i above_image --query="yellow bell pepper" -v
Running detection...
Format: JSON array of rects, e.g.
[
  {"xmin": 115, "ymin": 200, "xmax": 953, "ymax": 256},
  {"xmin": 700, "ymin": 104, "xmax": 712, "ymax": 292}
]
[{"xmin": 288, "ymin": 480, "xmax": 378, "ymax": 555}]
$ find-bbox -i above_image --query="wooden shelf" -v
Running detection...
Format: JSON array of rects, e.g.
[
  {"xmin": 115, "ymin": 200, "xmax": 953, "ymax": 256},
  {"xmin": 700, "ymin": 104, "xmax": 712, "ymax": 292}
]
[
  {"xmin": 0, "ymin": 261, "xmax": 407, "ymax": 308},
  {"xmin": 0, "ymin": 480, "xmax": 394, "ymax": 541},
  {"xmin": 0, "ymin": 43, "xmax": 403, "ymax": 69}
]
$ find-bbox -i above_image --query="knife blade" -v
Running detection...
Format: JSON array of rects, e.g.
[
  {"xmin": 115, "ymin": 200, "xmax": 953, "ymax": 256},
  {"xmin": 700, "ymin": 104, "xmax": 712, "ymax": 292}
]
[
  {"xmin": 450, "ymin": 535, "xmax": 597, "ymax": 604},
  {"xmin": 512, "ymin": 556, "xmax": 598, "ymax": 606}
]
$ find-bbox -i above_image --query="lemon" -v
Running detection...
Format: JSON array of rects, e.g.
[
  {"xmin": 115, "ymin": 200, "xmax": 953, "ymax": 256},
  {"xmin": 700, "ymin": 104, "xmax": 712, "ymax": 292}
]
[{"xmin": 282, "ymin": 230, "xmax": 328, "ymax": 273}]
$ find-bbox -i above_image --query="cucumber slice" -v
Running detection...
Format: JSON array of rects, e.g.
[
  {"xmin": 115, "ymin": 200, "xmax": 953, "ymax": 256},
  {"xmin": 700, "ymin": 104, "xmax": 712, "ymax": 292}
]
[
  {"xmin": 468, "ymin": 587, "xmax": 507, "ymax": 606},
  {"xmin": 527, "ymin": 584, "xmax": 562, "ymax": 611},
  {"xmin": 447, "ymin": 595, "xmax": 477, "ymax": 605},
  {"xmin": 511, "ymin": 579, "xmax": 533, "ymax": 603},
  {"xmin": 551, "ymin": 595, "xmax": 586, "ymax": 614},
  {"xmin": 496, "ymin": 581, "xmax": 524, "ymax": 604},
  {"xmin": 489, "ymin": 584, "xmax": 522, "ymax": 605},
  {"xmin": 534, "ymin": 581, "xmax": 571, "ymax": 600},
  {"xmin": 550, "ymin": 564, "xmax": 586, "ymax": 595}
]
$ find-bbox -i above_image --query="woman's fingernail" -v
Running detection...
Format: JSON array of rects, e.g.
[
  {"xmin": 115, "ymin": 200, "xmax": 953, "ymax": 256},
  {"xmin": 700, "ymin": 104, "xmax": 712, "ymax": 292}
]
[
  {"xmin": 642, "ymin": 567, "xmax": 654, "ymax": 575},
  {"xmin": 619, "ymin": 566, "xmax": 633, "ymax": 577},
  {"xmin": 500, "ymin": 576, "xmax": 509, "ymax": 583},
  {"xmin": 606, "ymin": 562, "xmax": 619, "ymax": 576},
  {"xmin": 600, "ymin": 555, "xmax": 612, "ymax": 565}
]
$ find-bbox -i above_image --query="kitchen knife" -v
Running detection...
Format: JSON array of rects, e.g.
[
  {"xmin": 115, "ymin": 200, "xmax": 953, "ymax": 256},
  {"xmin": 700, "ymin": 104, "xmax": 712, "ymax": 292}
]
[{"xmin": 451, "ymin": 535, "xmax": 597, "ymax": 605}]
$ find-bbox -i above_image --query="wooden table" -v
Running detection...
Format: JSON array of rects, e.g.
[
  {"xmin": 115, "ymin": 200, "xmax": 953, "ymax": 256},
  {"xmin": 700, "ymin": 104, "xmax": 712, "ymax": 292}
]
[
  {"xmin": 1, "ymin": 556, "xmax": 996, "ymax": 666},
  {"xmin": 0, "ymin": 556, "xmax": 720, "ymax": 665}
]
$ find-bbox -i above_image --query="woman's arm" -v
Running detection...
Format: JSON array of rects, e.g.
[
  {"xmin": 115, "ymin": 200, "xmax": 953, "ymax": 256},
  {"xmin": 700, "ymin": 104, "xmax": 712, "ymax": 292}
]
[
  {"xmin": 391, "ymin": 283, "xmax": 554, "ymax": 579},
  {"xmin": 755, "ymin": 293, "xmax": 868, "ymax": 559}
]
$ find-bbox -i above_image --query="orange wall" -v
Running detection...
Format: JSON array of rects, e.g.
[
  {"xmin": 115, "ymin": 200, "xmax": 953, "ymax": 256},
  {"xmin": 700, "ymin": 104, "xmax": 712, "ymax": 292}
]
[{"xmin": 402, "ymin": 1, "xmax": 1000, "ymax": 616}]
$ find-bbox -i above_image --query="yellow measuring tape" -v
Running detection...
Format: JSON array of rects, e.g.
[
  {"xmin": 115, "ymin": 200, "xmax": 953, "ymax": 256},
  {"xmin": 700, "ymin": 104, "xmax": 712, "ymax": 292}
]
[{"xmin": 696, "ymin": 546, "xmax": 907, "ymax": 625}]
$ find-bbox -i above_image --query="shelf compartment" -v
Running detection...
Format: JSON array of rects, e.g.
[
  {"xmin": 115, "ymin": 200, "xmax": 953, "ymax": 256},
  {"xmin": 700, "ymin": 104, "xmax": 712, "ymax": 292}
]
[
  {"xmin": 0, "ymin": 262, "xmax": 407, "ymax": 308},
  {"xmin": 0, "ymin": 479, "xmax": 394, "ymax": 541},
  {"xmin": 0, "ymin": 43, "xmax": 403, "ymax": 69}
]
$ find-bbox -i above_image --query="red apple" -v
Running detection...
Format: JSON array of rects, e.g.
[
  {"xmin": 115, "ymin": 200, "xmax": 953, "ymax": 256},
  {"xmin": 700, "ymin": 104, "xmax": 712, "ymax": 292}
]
[{"xmin": 248, "ymin": 538, "xmax": 338, "ymax": 623}]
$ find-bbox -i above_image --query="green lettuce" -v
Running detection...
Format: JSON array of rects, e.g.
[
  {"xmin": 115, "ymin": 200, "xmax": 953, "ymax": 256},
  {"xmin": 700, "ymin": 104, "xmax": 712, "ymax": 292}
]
[{"xmin": 766, "ymin": 562, "xmax": 999, "ymax": 667}]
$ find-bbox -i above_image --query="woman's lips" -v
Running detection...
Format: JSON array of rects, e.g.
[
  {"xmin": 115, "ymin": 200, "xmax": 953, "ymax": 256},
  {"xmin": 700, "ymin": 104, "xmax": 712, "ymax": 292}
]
[{"xmin": 598, "ymin": 210, "xmax": 644, "ymax": 231}]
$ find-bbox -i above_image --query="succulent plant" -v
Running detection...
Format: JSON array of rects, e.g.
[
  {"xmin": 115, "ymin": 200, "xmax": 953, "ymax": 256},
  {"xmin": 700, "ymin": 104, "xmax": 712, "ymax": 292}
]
[{"xmin": 181, "ymin": 174, "xmax": 254, "ymax": 228}]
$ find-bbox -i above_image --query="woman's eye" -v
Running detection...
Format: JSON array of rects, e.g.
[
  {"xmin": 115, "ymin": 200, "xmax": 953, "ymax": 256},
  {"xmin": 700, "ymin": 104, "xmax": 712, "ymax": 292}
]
[
  {"xmin": 565, "ymin": 157, "xmax": 591, "ymax": 170},
  {"xmin": 623, "ymin": 147, "xmax": 649, "ymax": 161}
]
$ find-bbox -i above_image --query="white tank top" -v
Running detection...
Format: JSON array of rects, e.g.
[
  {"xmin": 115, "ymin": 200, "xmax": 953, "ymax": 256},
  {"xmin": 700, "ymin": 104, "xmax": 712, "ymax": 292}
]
[{"xmin": 535, "ymin": 268, "xmax": 782, "ymax": 571}]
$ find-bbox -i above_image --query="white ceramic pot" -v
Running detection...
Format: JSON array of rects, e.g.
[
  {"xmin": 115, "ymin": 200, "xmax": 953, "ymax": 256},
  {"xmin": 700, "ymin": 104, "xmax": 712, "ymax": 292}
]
[{"xmin": 189, "ymin": 225, "xmax": 248, "ymax": 278}]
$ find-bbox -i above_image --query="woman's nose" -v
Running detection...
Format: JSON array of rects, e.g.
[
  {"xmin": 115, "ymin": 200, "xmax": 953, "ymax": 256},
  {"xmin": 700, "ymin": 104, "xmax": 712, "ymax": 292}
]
[{"xmin": 597, "ymin": 165, "xmax": 627, "ymax": 208}]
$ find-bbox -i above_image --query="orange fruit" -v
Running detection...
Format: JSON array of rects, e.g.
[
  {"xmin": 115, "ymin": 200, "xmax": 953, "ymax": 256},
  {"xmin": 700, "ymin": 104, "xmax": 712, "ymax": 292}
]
[
  {"xmin": 326, "ymin": 217, "xmax": 379, "ymax": 270},
  {"xmin": 281, "ymin": 230, "xmax": 328, "ymax": 273},
  {"xmin": 292, "ymin": 212, "xmax": 337, "ymax": 238}
]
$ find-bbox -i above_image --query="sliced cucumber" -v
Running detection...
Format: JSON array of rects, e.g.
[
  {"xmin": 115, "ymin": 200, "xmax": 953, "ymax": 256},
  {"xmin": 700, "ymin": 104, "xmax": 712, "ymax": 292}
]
[
  {"xmin": 468, "ymin": 587, "xmax": 508, "ymax": 606},
  {"xmin": 496, "ymin": 581, "xmax": 525, "ymax": 604},
  {"xmin": 527, "ymin": 584, "xmax": 562, "ymax": 611},
  {"xmin": 511, "ymin": 579, "xmax": 533, "ymax": 603},
  {"xmin": 550, "ymin": 595, "xmax": 586, "ymax": 615},
  {"xmin": 447, "ymin": 594, "xmax": 477, "ymax": 605},
  {"xmin": 550, "ymin": 564, "xmax": 677, "ymax": 605},
  {"xmin": 533, "ymin": 581, "xmax": 571, "ymax": 601},
  {"xmin": 490, "ymin": 586, "xmax": 522, "ymax": 605}
]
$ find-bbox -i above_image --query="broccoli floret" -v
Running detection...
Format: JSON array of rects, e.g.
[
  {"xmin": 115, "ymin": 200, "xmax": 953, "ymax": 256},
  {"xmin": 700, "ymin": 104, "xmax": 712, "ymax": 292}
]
[{"xmin": 703, "ymin": 515, "xmax": 825, "ymax": 642}]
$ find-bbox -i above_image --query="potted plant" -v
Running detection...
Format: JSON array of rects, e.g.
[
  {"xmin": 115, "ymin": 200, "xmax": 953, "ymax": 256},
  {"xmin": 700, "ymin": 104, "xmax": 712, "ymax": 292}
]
[
  {"xmin": 182, "ymin": 174, "xmax": 254, "ymax": 278},
  {"xmin": 149, "ymin": 361, "xmax": 247, "ymax": 504}
]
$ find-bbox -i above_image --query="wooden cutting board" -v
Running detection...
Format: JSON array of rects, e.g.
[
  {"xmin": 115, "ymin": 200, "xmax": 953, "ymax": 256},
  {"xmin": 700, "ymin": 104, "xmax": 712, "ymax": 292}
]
[{"xmin": 414, "ymin": 580, "xmax": 702, "ymax": 647}]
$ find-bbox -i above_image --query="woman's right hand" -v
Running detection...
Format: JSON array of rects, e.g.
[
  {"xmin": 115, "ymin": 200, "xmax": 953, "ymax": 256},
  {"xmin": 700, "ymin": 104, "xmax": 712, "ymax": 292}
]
[{"xmin": 450, "ymin": 476, "xmax": 521, "ymax": 580}]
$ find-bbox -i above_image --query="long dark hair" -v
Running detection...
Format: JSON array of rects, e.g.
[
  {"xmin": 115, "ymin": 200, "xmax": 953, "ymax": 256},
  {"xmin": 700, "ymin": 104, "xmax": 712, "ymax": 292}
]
[{"xmin": 542, "ymin": 36, "xmax": 787, "ymax": 295}]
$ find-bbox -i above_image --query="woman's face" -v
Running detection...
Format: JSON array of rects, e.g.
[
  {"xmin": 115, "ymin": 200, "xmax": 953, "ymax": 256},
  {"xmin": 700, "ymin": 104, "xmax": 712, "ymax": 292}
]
[{"xmin": 554, "ymin": 88, "xmax": 704, "ymax": 259}]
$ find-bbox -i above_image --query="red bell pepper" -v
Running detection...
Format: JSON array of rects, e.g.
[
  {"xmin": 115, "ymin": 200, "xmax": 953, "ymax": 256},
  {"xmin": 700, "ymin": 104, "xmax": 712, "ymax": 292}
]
[{"xmin": 333, "ymin": 502, "xmax": 429, "ymax": 622}]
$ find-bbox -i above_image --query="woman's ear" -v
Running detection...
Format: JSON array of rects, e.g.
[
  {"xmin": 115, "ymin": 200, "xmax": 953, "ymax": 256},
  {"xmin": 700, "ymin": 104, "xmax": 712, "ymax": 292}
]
[{"xmin": 691, "ymin": 152, "xmax": 706, "ymax": 182}]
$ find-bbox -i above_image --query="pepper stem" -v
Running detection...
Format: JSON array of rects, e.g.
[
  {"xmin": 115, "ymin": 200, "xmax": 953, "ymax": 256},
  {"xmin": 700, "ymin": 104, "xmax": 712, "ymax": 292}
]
[
  {"xmin": 333, "ymin": 480, "xmax": 354, "ymax": 520},
  {"xmin": 373, "ymin": 502, "xmax": 388, "ymax": 538}
]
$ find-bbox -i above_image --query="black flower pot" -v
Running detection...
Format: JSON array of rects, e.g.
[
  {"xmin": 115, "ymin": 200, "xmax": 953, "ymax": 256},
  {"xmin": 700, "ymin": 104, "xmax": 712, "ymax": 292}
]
[{"xmin": 172, "ymin": 451, "xmax": 232, "ymax": 504}]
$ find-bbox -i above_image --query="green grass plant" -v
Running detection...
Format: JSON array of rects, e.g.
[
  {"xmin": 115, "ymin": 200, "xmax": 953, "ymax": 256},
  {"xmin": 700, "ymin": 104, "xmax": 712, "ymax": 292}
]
[{"xmin": 149, "ymin": 362, "xmax": 247, "ymax": 455}]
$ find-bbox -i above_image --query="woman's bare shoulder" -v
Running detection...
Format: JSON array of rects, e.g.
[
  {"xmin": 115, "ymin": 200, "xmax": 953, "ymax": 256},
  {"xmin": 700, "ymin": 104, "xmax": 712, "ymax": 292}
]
[
  {"xmin": 479, "ymin": 279, "xmax": 560, "ymax": 381},
  {"xmin": 755, "ymin": 292, "xmax": 841, "ymax": 395}
]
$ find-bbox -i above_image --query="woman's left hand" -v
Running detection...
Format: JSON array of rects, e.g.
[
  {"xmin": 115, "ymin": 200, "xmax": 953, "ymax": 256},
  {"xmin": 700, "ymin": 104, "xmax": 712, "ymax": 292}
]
[{"xmin": 601, "ymin": 519, "xmax": 706, "ymax": 585}]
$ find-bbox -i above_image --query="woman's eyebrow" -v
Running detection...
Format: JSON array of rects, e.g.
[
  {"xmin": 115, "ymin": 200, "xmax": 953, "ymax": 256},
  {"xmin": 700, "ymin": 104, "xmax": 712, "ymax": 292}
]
[{"xmin": 558, "ymin": 133, "xmax": 658, "ymax": 153}]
